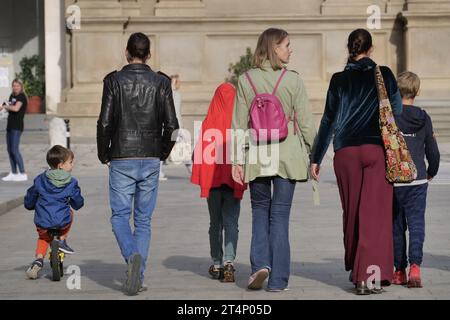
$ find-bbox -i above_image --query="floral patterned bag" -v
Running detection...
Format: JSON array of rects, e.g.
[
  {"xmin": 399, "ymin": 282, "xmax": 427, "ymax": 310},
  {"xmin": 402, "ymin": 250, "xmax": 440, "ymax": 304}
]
[{"xmin": 375, "ymin": 65, "xmax": 417, "ymax": 183}]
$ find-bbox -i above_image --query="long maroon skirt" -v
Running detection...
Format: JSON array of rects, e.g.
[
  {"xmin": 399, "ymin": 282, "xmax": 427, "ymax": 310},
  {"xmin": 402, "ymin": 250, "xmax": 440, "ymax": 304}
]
[{"xmin": 333, "ymin": 144, "xmax": 393, "ymax": 283}]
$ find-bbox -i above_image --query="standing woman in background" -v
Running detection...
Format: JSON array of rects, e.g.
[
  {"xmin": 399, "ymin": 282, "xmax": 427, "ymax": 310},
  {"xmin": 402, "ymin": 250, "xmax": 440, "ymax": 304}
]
[{"xmin": 1, "ymin": 79, "xmax": 28, "ymax": 182}]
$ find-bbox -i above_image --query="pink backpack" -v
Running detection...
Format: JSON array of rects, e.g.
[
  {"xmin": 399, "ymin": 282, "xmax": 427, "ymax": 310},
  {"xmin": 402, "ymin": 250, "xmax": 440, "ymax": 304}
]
[{"xmin": 245, "ymin": 69, "xmax": 290, "ymax": 143}]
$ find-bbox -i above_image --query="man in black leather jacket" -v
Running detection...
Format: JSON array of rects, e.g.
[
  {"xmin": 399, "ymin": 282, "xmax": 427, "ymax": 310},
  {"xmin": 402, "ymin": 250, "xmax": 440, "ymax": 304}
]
[{"xmin": 96, "ymin": 32, "xmax": 179, "ymax": 295}]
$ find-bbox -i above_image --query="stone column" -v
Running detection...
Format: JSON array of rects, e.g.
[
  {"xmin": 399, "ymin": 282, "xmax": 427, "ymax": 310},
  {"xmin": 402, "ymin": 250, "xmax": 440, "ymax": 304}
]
[
  {"xmin": 403, "ymin": 0, "xmax": 450, "ymax": 139},
  {"xmin": 155, "ymin": 0, "xmax": 206, "ymax": 17},
  {"xmin": 45, "ymin": 0, "xmax": 67, "ymax": 146}
]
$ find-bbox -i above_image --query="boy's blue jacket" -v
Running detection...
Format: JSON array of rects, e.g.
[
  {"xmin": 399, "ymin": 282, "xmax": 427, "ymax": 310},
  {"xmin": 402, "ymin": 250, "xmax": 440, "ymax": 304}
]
[
  {"xmin": 24, "ymin": 172, "xmax": 84, "ymax": 229},
  {"xmin": 394, "ymin": 105, "xmax": 440, "ymax": 180}
]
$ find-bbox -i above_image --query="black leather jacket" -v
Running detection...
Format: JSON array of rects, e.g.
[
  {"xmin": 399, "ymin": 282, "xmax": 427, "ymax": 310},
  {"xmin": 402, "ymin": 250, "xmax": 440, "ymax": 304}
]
[{"xmin": 97, "ymin": 64, "xmax": 179, "ymax": 164}]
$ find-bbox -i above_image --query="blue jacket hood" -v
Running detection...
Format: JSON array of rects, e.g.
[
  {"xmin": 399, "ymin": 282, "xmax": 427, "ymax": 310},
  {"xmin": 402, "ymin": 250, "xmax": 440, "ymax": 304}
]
[{"xmin": 396, "ymin": 105, "xmax": 427, "ymax": 134}]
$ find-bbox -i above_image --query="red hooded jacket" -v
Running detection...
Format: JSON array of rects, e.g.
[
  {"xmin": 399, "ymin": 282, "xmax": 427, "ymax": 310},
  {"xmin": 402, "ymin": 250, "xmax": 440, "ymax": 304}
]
[{"xmin": 190, "ymin": 83, "xmax": 247, "ymax": 199}]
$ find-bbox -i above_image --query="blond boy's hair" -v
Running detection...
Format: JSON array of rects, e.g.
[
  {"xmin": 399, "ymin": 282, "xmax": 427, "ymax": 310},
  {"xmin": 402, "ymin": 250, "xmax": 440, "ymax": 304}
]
[{"xmin": 397, "ymin": 71, "xmax": 420, "ymax": 100}]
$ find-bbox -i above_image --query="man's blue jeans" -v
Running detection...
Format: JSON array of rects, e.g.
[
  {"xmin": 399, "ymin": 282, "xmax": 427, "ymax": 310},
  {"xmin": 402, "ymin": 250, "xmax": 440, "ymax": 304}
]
[
  {"xmin": 6, "ymin": 129, "xmax": 25, "ymax": 174},
  {"xmin": 109, "ymin": 158, "xmax": 160, "ymax": 281},
  {"xmin": 249, "ymin": 176, "xmax": 296, "ymax": 290}
]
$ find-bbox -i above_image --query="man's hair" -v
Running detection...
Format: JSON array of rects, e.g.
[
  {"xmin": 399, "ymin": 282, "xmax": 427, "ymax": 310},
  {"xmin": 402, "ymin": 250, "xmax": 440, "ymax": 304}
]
[
  {"xmin": 126, "ymin": 32, "xmax": 150, "ymax": 62},
  {"xmin": 47, "ymin": 145, "xmax": 74, "ymax": 169},
  {"xmin": 397, "ymin": 71, "xmax": 421, "ymax": 100}
]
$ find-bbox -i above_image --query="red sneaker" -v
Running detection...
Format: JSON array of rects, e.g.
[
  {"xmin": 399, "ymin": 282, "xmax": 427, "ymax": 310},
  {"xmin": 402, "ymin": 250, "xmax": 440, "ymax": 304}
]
[
  {"xmin": 392, "ymin": 270, "xmax": 407, "ymax": 285},
  {"xmin": 407, "ymin": 264, "xmax": 423, "ymax": 288}
]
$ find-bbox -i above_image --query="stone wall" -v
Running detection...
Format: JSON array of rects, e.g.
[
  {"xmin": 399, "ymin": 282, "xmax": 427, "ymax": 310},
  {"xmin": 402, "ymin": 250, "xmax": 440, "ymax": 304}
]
[{"xmin": 58, "ymin": 0, "xmax": 450, "ymax": 139}]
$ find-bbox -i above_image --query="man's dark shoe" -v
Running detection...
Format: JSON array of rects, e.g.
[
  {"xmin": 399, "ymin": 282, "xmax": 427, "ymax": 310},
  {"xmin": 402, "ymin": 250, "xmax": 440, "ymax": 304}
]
[
  {"xmin": 221, "ymin": 263, "xmax": 235, "ymax": 283},
  {"xmin": 208, "ymin": 265, "xmax": 224, "ymax": 280},
  {"xmin": 125, "ymin": 253, "xmax": 142, "ymax": 295}
]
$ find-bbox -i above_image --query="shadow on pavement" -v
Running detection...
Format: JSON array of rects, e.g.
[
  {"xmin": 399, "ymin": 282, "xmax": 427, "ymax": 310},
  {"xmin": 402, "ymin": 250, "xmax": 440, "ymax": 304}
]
[
  {"xmin": 76, "ymin": 260, "xmax": 126, "ymax": 292},
  {"xmin": 163, "ymin": 255, "xmax": 253, "ymax": 289}
]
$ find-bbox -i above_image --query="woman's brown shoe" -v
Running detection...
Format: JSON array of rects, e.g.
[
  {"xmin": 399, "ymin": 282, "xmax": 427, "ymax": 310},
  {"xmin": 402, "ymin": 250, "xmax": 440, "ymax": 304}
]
[
  {"xmin": 356, "ymin": 281, "xmax": 371, "ymax": 295},
  {"xmin": 221, "ymin": 263, "xmax": 235, "ymax": 283}
]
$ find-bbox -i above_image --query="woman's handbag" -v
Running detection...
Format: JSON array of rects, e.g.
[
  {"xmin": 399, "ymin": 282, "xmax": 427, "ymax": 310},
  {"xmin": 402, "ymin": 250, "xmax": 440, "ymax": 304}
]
[
  {"xmin": 375, "ymin": 65, "xmax": 417, "ymax": 183},
  {"xmin": 169, "ymin": 129, "xmax": 192, "ymax": 164}
]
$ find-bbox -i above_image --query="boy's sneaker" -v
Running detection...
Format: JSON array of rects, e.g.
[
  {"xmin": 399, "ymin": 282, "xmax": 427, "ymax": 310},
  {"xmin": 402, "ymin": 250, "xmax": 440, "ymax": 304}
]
[
  {"xmin": 208, "ymin": 265, "xmax": 224, "ymax": 280},
  {"xmin": 26, "ymin": 259, "xmax": 44, "ymax": 280},
  {"xmin": 58, "ymin": 240, "xmax": 75, "ymax": 255},
  {"xmin": 392, "ymin": 269, "xmax": 407, "ymax": 285},
  {"xmin": 2, "ymin": 172, "xmax": 17, "ymax": 181},
  {"xmin": 221, "ymin": 263, "xmax": 235, "ymax": 283},
  {"xmin": 407, "ymin": 264, "xmax": 423, "ymax": 288}
]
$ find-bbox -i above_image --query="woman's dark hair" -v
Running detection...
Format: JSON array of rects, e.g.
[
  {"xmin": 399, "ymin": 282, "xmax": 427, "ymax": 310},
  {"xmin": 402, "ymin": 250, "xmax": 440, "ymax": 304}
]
[
  {"xmin": 47, "ymin": 145, "xmax": 74, "ymax": 169},
  {"xmin": 126, "ymin": 32, "xmax": 150, "ymax": 62},
  {"xmin": 347, "ymin": 29, "xmax": 373, "ymax": 62}
]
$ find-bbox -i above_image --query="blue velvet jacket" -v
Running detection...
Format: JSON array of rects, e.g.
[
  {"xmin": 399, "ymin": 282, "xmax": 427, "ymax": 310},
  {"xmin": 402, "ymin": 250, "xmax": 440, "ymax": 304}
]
[{"xmin": 312, "ymin": 57, "xmax": 402, "ymax": 164}]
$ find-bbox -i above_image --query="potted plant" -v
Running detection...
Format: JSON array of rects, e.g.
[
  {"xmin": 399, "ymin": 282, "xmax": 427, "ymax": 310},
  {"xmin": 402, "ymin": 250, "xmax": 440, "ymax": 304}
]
[
  {"xmin": 226, "ymin": 47, "xmax": 254, "ymax": 86},
  {"xmin": 16, "ymin": 55, "xmax": 45, "ymax": 113}
]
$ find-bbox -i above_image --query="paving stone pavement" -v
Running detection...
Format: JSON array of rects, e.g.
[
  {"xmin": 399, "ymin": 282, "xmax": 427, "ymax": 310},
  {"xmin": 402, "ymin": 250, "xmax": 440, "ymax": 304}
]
[{"xmin": 0, "ymin": 132, "xmax": 449, "ymax": 300}]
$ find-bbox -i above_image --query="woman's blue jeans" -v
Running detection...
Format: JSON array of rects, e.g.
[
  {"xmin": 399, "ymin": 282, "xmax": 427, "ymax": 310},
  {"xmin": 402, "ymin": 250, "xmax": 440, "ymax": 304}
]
[
  {"xmin": 6, "ymin": 129, "xmax": 25, "ymax": 174},
  {"xmin": 249, "ymin": 176, "xmax": 296, "ymax": 290}
]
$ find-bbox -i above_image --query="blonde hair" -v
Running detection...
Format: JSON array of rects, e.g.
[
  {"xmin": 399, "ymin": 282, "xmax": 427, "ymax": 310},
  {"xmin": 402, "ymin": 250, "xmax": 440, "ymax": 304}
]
[
  {"xmin": 253, "ymin": 28, "xmax": 289, "ymax": 70},
  {"xmin": 12, "ymin": 79, "xmax": 25, "ymax": 94},
  {"xmin": 397, "ymin": 71, "xmax": 420, "ymax": 99}
]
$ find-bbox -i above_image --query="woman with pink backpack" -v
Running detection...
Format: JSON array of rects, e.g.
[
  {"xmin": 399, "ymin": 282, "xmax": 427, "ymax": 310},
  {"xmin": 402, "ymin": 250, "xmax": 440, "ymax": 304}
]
[{"xmin": 231, "ymin": 28, "xmax": 316, "ymax": 292}]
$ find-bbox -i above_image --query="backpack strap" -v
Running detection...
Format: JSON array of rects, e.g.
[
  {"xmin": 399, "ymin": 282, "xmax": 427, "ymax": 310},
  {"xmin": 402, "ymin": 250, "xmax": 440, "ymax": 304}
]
[
  {"xmin": 272, "ymin": 68, "xmax": 287, "ymax": 95},
  {"xmin": 244, "ymin": 72, "xmax": 258, "ymax": 95},
  {"xmin": 288, "ymin": 111, "xmax": 300, "ymax": 136}
]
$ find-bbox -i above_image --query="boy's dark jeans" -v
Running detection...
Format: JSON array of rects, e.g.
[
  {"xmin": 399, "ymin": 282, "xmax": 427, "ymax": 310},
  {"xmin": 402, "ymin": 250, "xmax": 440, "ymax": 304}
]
[{"xmin": 393, "ymin": 183, "xmax": 428, "ymax": 270}]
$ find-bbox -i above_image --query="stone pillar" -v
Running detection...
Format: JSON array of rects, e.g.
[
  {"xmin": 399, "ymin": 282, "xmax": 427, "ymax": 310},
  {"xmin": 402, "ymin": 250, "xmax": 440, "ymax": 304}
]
[
  {"xmin": 45, "ymin": 0, "xmax": 67, "ymax": 146},
  {"xmin": 403, "ymin": 0, "xmax": 450, "ymax": 139},
  {"xmin": 155, "ymin": 0, "xmax": 206, "ymax": 17}
]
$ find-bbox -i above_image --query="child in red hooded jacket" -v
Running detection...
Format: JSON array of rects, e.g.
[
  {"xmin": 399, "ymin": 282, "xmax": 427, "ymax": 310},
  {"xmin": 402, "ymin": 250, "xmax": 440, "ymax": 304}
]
[{"xmin": 191, "ymin": 82, "xmax": 247, "ymax": 283}]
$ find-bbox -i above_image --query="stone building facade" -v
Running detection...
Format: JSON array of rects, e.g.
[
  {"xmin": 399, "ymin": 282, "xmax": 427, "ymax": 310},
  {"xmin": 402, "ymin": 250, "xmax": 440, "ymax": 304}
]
[{"xmin": 49, "ymin": 0, "xmax": 450, "ymax": 139}]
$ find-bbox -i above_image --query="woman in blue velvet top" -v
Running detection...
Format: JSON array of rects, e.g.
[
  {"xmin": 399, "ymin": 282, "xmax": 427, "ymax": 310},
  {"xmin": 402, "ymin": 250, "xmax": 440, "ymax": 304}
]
[{"xmin": 310, "ymin": 29, "xmax": 402, "ymax": 295}]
